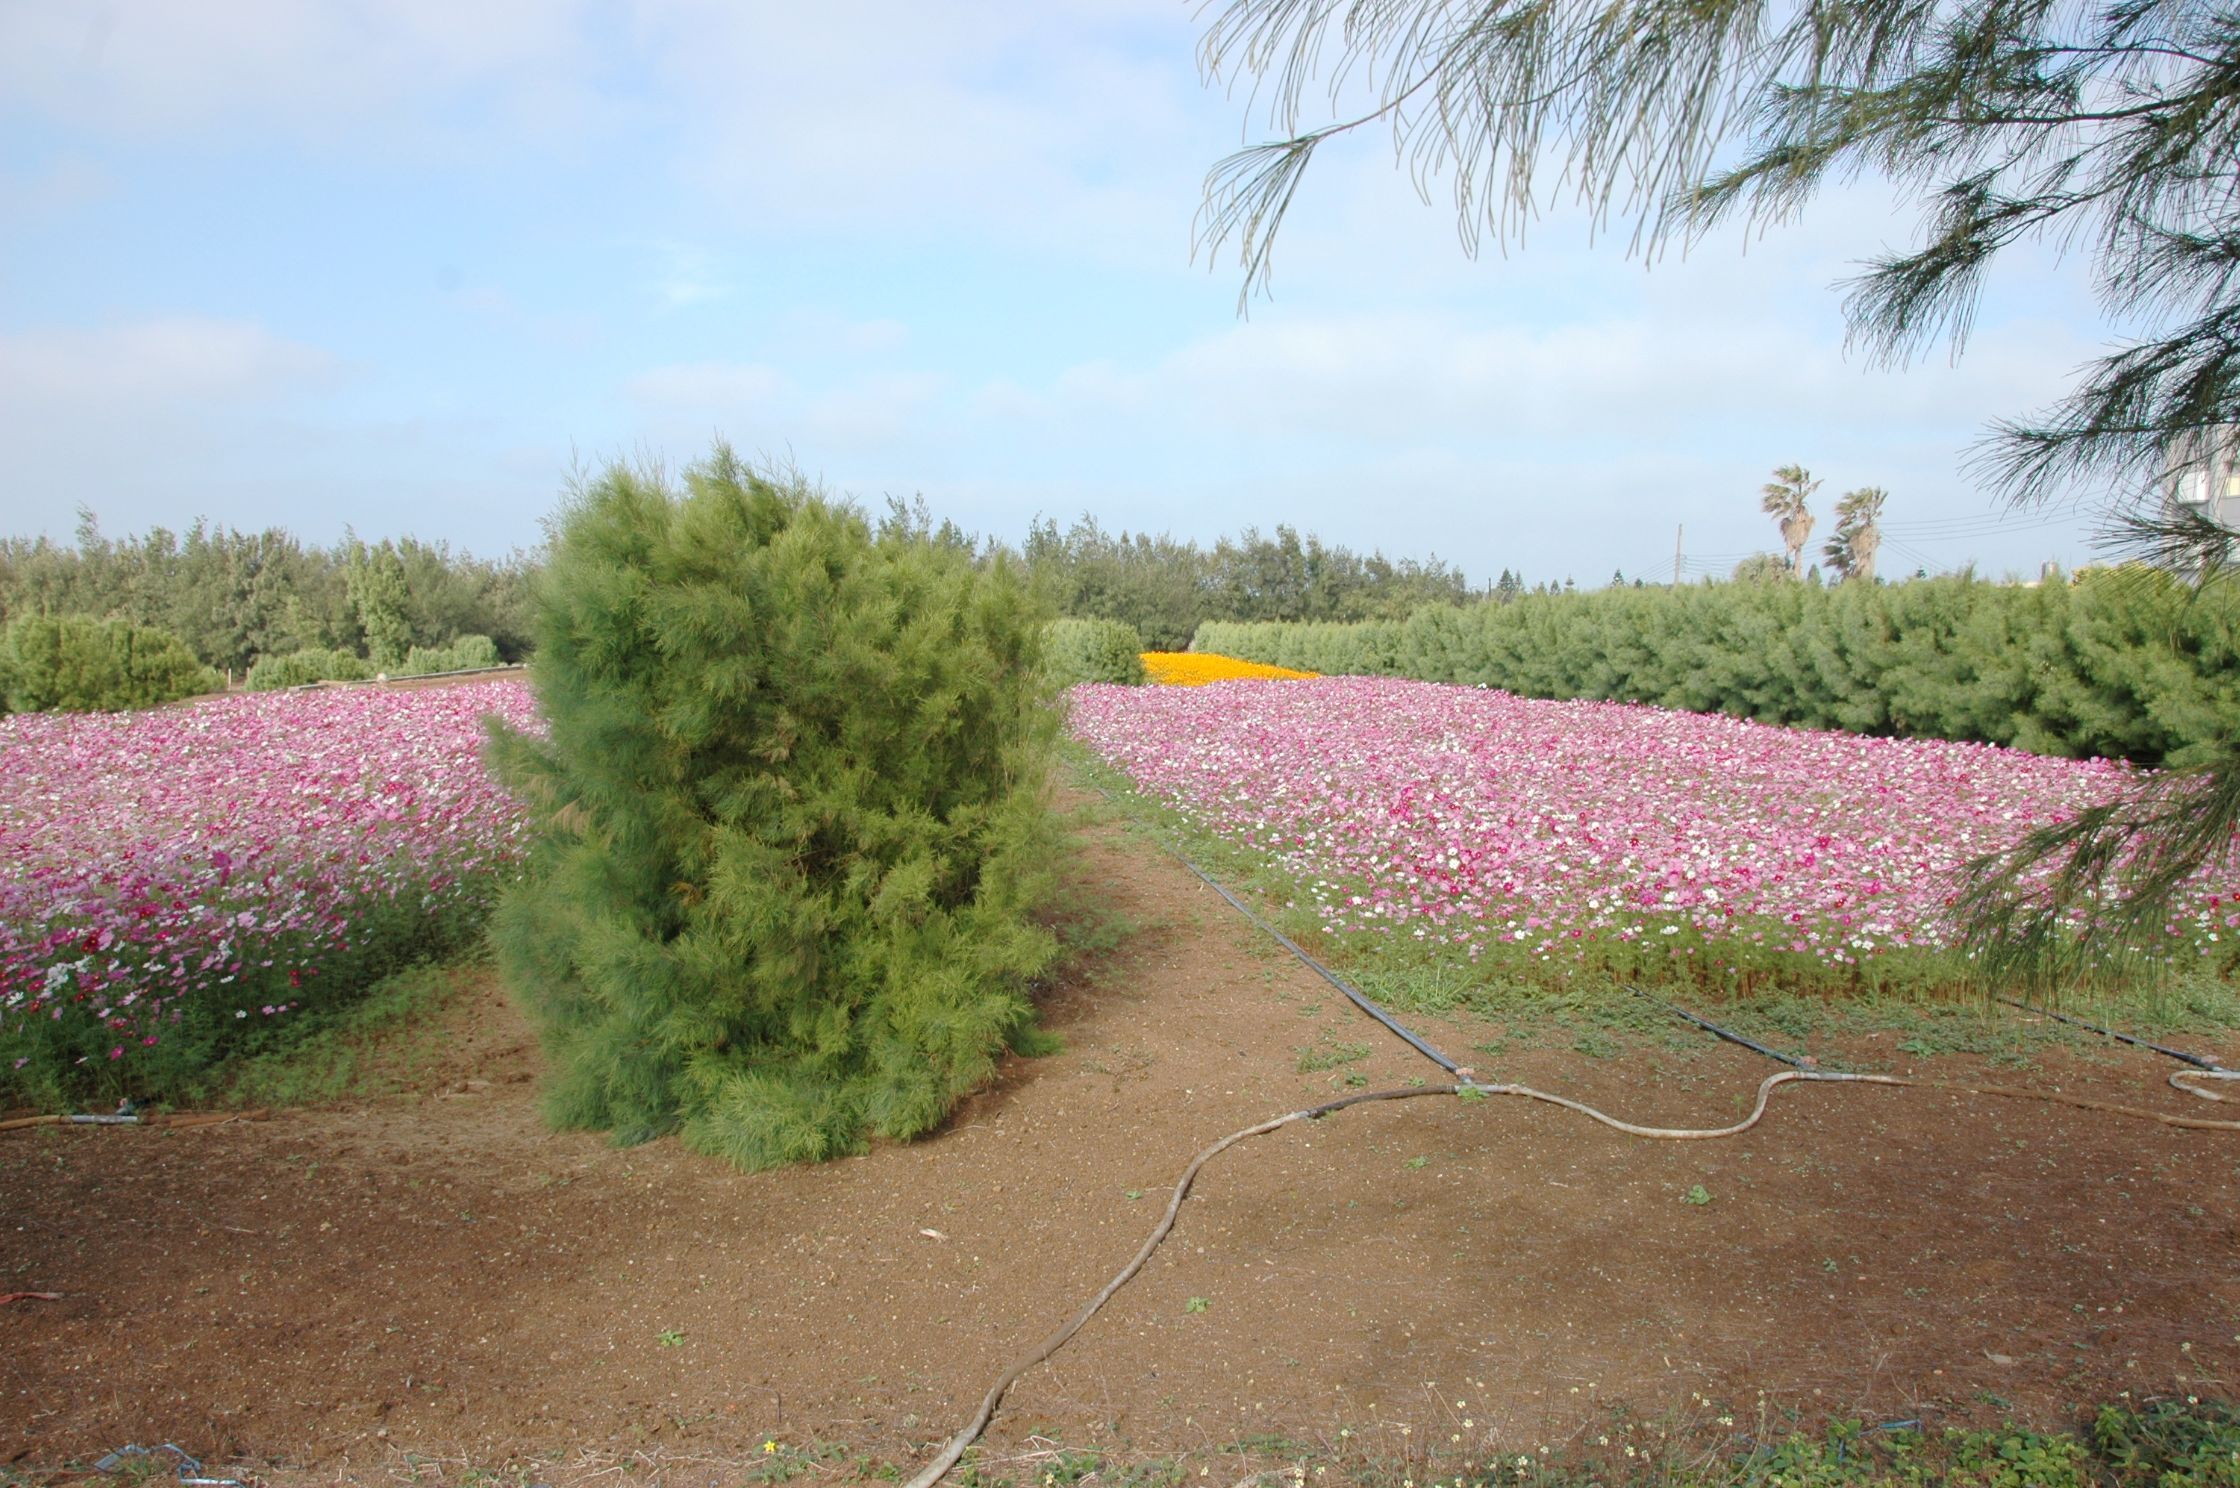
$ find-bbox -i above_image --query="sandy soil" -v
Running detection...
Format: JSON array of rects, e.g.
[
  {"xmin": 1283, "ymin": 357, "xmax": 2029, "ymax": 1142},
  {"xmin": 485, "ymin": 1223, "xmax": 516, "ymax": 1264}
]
[{"xmin": 4, "ymin": 802, "xmax": 2237, "ymax": 1484}]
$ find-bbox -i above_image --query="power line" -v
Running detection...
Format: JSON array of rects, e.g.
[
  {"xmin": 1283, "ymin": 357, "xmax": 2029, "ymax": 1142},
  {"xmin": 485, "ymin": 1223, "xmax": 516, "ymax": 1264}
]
[{"xmin": 1881, "ymin": 512, "xmax": 2088, "ymax": 540}]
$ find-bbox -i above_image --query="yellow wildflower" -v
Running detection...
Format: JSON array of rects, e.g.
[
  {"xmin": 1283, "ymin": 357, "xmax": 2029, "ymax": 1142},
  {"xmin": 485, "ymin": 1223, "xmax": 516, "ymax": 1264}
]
[{"xmin": 1140, "ymin": 651, "xmax": 1318, "ymax": 686}]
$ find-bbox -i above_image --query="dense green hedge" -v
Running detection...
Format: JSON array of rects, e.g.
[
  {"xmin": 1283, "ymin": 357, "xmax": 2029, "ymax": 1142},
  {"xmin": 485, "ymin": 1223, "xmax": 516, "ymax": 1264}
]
[
  {"xmin": 1044, "ymin": 617, "xmax": 1147, "ymax": 686},
  {"xmin": 244, "ymin": 635, "xmax": 502, "ymax": 690},
  {"xmin": 1194, "ymin": 570, "xmax": 2240, "ymax": 766},
  {"xmin": 400, "ymin": 633, "xmax": 502, "ymax": 676},
  {"xmin": 244, "ymin": 647, "xmax": 374, "ymax": 690},
  {"xmin": 0, "ymin": 614, "xmax": 219, "ymax": 714},
  {"xmin": 487, "ymin": 450, "xmax": 1060, "ymax": 1170}
]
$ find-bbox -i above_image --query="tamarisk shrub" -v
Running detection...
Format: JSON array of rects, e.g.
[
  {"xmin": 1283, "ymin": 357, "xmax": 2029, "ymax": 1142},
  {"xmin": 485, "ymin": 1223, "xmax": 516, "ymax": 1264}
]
[
  {"xmin": 244, "ymin": 647, "xmax": 373, "ymax": 690},
  {"xmin": 486, "ymin": 449, "xmax": 1060, "ymax": 1169},
  {"xmin": 1043, "ymin": 617, "xmax": 1147, "ymax": 687},
  {"xmin": 1, "ymin": 614, "xmax": 218, "ymax": 714}
]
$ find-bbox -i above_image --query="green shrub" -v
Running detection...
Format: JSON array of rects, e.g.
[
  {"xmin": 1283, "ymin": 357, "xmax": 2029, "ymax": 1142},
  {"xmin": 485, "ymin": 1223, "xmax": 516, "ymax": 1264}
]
[
  {"xmin": 1197, "ymin": 568, "xmax": 2240, "ymax": 764},
  {"xmin": 1192, "ymin": 617, "xmax": 1403, "ymax": 677},
  {"xmin": 400, "ymin": 633, "xmax": 503, "ymax": 676},
  {"xmin": 1044, "ymin": 617, "xmax": 1147, "ymax": 686},
  {"xmin": 486, "ymin": 449, "xmax": 1060, "ymax": 1170},
  {"xmin": 244, "ymin": 647, "xmax": 373, "ymax": 690},
  {"xmin": 0, "ymin": 614, "xmax": 219, "ymax": 714}
]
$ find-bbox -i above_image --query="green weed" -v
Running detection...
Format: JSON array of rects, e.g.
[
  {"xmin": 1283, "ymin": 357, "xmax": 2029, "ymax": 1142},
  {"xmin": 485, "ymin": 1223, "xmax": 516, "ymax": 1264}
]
[
  {"xmin": 186, "ymin": 958, "xmax": 471, "ymax": 1108},
  {"xmin": 1296, "ymin": 1034, "xmax": 1374, "ymax": 1074}
]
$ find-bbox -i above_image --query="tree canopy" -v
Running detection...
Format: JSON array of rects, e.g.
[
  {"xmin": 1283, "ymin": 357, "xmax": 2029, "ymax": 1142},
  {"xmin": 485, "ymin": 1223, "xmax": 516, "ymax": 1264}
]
[
  {"xmin": 1197, "ymin": 0, "xmax": 2240, "ymax": 548},
  {"xmin": 1195, "ymin": 0, "xmax": 2240, "ymax": 983}
]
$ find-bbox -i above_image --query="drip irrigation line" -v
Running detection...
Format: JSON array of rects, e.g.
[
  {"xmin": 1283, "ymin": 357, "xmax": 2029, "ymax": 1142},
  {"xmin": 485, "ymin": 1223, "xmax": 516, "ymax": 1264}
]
[
  {"xmin": 2172, "ymin": 1070, "xmax": 2239, "ymax": 1102},
  {"xmin": 94, "ymin": 1443, "xmax": 245, "ymax": 1488},
  {"xmin": 1092, "ymin": 785, "xmax": 1461, "ymax": 1075},
  {"xmin": 1994, "ymin": 996, "xmax": 2227, "ymax": 1069},
  {"xmin": 904, "ymin": 1069, "xmax": 1896, "ymax": 1488},
  {"xmin": 902, "ymin": 1057, "xmax": 2240, "ymax": 1486},
  {"xmin": 902, "ymin": 1082, "xmax": 1455, "ymax": 1488},
  {"xmin": 1931, "ymin": 1078, "xmax": 2240, "ymax": 1130},
  {"xmin": 0, "ymin": 1108, "xmax": 267, "ymax": 1134},
  {"xmin": 1627, "ymin": 985, "xmax": 1810, "ymax": 1068},
  {"xmin": 1996, "ymin": 996, "xmax": 2238, "ymax": 1103},
  {"xmin": 1170, "ymin": 855, "xmax": 1463, "ymax": 1074},
  {"xmin": 977, "ymin": 783, "xmax": 2237, "ymax": 1488}
]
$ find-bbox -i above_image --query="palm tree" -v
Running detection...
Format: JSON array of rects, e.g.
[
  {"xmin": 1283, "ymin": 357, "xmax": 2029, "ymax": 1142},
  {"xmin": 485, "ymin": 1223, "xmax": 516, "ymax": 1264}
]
[
  {"xmin": 1824, "ymin": 487, "xmax": 1888, "ymax": 582},
  {"xmin": 1760, "ymin": 465, "xmax": 1821, "ymax": 579}
]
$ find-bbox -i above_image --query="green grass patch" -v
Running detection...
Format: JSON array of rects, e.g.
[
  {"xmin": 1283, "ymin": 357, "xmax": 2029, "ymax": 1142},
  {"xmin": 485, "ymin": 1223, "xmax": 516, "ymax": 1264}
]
[
  {"xmin": 1296, "ymin": 1031, "xmax": 1374, "ymax": 1073},
  {"xmin": 798, "ymin": 1395, "xmax": 2240, "ymax": 1488},
  {"xmin": 184, "ymin": 958, "xmax": 476, "ymax": 1108}
]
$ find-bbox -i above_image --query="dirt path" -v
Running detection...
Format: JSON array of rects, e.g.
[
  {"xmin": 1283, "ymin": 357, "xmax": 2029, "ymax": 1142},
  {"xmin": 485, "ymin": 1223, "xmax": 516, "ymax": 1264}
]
[{"xmin": 4, "ymin": 803, "xmax": 2238, "ymax": 1483}]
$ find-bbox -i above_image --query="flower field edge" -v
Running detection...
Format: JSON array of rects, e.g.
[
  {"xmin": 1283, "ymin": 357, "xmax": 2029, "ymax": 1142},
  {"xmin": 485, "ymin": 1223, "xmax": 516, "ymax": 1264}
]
[
  {"xmin": 1060, "ymin": 739, "xmax": 1994, "ymax": 1014},
  {"xmin": 1061, "ymin": 677, "xmax": 2240, "ymax": 1014},
  {"xmin": 1, "ymin": 681, "xmax": 541, "ymax": 1108}
]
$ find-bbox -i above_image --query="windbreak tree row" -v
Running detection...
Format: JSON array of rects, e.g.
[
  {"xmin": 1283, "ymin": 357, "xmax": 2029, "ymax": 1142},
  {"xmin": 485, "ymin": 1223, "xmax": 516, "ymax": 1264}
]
[
  {"xmin": 1024, "ymin": 515, "xmax": 1472, "ymax": 650},
  {"xmin": 487, "ymin": 451, "xmax": 1061, "ymax": 1171},
  {"xmin": 0, "ymin": 515, "xmax": 536, "ymax": 677},
  {"xmin": 0, "ymin": 614, "xmax": 219, "ymax": 714},
  {"xmin": 1193, "ymin": 571, "xmax": 2240, "ymax": 767}
]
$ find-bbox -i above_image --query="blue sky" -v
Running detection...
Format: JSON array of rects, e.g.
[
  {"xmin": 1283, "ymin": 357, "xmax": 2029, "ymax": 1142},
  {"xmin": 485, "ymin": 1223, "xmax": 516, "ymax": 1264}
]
[{"xmin": 2, "ymin": 1, "xmax": 2113, "ymax": 586}]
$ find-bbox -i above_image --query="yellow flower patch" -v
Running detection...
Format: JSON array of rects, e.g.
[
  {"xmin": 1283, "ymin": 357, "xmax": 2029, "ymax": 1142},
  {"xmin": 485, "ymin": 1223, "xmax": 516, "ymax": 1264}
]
[{"xmin": 1140, "ymin": 651, "xmax": 1319, "ymax": 686}]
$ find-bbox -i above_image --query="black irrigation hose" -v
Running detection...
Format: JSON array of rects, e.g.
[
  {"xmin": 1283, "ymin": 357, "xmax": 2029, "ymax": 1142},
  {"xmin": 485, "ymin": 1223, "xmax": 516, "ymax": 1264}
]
[
  {"xmin": 1092, "ymin": 780, "xmax": 1461, "ymax": 1074},
  {"xmin": 905, "ymin": 781, "xmax": 2240, "ymax": 1488},
  {"xmin": 1994, "ymin": 995, "xmax": 2229, "ymax": 1071},
  {"xmin": 1169, "ymin": 854, "xmax": 1464, "ymax": 1075},
  {"xmin": 1627, "ymin": 984, "xmax": 1811, "ymax": 1068}
]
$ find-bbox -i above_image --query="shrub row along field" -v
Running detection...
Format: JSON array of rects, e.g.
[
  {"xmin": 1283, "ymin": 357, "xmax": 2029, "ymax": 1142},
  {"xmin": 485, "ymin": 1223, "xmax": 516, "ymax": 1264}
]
[
  {"xmin": 0, "ymin": 680, "xmax": 537, "ymax": 1103},
  {"xmin": 1193, "ymin": 569, "xmax": 2240, "ymax": 767},
  {"xmin": 1068, "ymin": 674, "xmax": 2240, "ymax": 992}
]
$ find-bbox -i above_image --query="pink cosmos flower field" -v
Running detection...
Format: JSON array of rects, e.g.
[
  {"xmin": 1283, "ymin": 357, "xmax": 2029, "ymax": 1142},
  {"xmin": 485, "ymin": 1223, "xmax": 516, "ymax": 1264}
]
[
  {"xmin": 1068, "ymin": 676, "xmax": 2240, "ymax": 971},
  {"xmin": 0, "ymin": 680, "xmax": 540, "ymax": 1090}
]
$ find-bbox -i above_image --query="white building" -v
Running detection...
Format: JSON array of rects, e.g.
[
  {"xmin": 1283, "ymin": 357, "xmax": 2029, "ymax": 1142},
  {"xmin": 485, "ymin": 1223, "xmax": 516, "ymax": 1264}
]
[{"xmin": 2165, "ymin": 423, "xmax": 2240, "ymax": 527}]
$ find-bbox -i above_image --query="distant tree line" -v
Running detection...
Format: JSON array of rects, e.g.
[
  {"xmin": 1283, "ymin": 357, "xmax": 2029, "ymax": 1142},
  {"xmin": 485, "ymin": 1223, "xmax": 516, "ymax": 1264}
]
[
  {"xmin": 1020, "ymin": 515, "xmax": 1473, "ymax": 651},
  {"xmin": 0, "ymin": 510, "xmax": 536, "ymax": 680},
  {"xmin": 0, "ymin": 508, "xmax": 1478, "ymax": 680},
  {"xmin": 1196, "ymin": 569, "xmax": 2240, "ymax": 768}
]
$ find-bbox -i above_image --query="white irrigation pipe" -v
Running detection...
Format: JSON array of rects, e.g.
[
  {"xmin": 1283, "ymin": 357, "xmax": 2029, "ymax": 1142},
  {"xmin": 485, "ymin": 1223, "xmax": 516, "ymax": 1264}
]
[
  {"xmin": 284, "ymin": 663, "xmax": 525, "ymax": 693},
  {"xmin": 903, "ymin": 1069, "xmax": 1902, "ymax": 1488},
  {"xmin": 2172, "ymin": 1069, "xmax": 2240, "ymax": 1102},
  {"xmin": 901, "ymin": 1053, "xmax": 2240, "ymax": 1488},
  {"xmin": 910, "ymin": 784, "xmax": 2240, "ymax": 1488}
]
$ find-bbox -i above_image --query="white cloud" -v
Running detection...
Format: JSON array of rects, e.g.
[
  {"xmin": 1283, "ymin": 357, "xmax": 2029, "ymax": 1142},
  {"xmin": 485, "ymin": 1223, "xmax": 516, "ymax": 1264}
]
[
  {"xmin": 971, "ymin": 303, "xmax": 2093, "ymax": 451},
  {"xmin": 0, "ymin": 1, "xmax": 1205, "ymax": 257},
  {"xmin": 625, "ymin": 361, "xmax": 789, "ymax": 409},
  {"xmin": 623, "ymin": 0, "xmax": 1206, "ymax": 258},
  {"xmin": 0, "ymin": 0, "xmax": 610, "ymax": 150},
  {"xmin": 805, "ymin": 372, "xmax": 948, "ymax": 447},
  {"xmin": 0, "ymin": 318, "xmax": 339, "ymax": 405}
]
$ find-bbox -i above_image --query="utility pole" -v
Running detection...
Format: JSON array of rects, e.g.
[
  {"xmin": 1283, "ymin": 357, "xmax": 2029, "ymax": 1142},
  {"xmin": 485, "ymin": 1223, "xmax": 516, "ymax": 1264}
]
[{"xmin": 1672, "ymin": 525, "xmax": 1684, "ymax": 586}]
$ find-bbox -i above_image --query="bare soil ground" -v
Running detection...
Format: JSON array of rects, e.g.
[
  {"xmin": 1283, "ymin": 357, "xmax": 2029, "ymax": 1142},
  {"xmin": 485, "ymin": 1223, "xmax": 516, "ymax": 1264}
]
[{"xmin": 4, "ymin": 801, "xmax": 2238, "ymax": 1485}]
